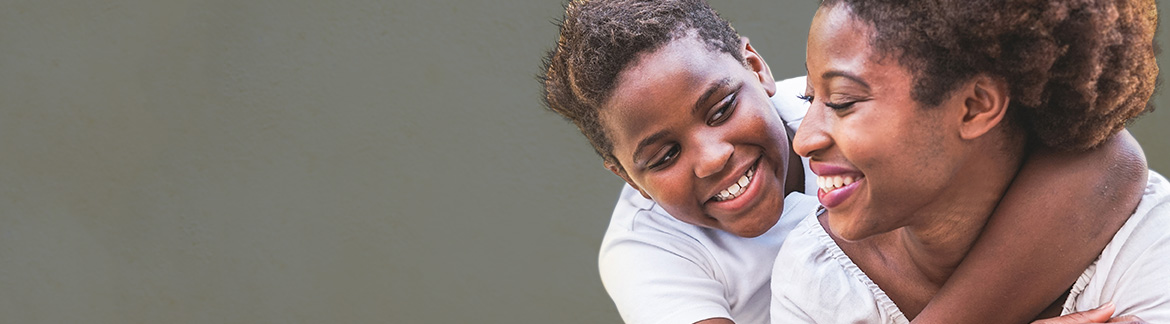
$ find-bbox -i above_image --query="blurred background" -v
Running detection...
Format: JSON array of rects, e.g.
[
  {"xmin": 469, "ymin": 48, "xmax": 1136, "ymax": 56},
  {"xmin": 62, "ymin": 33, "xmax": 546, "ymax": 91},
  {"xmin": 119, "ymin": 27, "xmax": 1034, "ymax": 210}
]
[{"xmin": 1, "ymin": 0, "xmax": 1166, "ymax": 323}]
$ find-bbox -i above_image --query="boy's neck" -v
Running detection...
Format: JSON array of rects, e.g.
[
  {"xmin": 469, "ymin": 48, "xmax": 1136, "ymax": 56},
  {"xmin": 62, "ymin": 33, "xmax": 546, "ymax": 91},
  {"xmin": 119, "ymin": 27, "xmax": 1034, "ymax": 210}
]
[{"xmin": 783, "ymin": 128, "xmax": 805, "ymax": 196}]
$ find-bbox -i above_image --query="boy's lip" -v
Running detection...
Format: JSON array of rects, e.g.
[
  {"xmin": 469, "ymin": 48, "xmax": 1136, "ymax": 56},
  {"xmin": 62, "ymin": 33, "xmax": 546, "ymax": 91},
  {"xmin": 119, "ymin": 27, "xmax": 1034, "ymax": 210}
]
[{"xmin": 704, "ymin": 156, "xmax": 764, "ymax": 210}]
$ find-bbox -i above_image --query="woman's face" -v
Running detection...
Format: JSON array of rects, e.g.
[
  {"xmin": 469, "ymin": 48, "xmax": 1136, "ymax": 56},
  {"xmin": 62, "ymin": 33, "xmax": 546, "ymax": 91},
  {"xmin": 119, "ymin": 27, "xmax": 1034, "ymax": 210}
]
[
  {"xmin": 796, "ymin": 5, "xmax": 970, "ymax": 241},
  {"xmin": 600, "ymin": 35, "xmax": 793, "ymax": 238}
]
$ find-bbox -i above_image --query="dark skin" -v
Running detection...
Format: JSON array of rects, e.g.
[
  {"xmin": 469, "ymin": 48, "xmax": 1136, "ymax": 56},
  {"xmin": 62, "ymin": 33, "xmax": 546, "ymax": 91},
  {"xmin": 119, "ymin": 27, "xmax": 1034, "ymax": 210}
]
[
  {"xmin": 911, "ymin": 132, "xmax": 1146, "ymax": 324},
  {"xmin": 699, "ymin": 134, "xmax": 1144, "ymax": 324},
  {"xmin": 799, "ymin": 5, "xmax": 1148, "ymax": 323},
  {"xmin": 599, "ymin": 33, "xmax": 1145, "ymax": 324},
  {"xmin": 696, "ymin": 126, "xmax": 1144, "ymax": 324}
]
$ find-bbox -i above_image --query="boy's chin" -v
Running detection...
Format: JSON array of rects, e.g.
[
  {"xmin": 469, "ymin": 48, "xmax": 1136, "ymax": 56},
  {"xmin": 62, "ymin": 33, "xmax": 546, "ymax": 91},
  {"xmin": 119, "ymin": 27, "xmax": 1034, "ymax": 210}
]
[{"xmin": 723, "ymin": 214, "xmax": 780, "ymax": 238}]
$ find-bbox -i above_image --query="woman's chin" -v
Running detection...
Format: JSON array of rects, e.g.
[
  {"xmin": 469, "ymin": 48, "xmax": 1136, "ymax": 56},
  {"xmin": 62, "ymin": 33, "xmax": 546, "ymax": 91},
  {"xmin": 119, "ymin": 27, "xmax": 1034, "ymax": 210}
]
[{"xmin": 826, "ymin": 212, "xmax": 874, "ymax": 242}]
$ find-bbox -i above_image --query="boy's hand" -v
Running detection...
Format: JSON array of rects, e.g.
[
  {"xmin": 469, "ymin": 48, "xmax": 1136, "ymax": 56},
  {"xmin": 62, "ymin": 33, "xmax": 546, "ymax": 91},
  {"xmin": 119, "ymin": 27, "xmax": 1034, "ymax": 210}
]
[
  {"xmin": 1030, "ymin": 303, "xmax": 1148, "ymax": 324},
  {"xmin": 1031, "ymin": 304, "xmax": 1111, "ymax": 324}
]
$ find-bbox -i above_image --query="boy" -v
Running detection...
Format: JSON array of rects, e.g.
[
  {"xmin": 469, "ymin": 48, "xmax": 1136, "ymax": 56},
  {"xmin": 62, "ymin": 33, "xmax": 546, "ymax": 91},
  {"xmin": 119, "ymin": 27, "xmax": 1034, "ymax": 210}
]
[{"xmin": 540, "ymin": 0, "xmax": 1146, "ymax": 323}]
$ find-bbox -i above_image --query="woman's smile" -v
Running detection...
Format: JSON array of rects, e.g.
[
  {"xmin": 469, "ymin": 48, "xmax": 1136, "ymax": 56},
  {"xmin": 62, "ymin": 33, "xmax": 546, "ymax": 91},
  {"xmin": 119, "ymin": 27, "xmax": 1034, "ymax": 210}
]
[{"xmin": 809, "ymin": 162, "xmax": 865, "ymax": 208}]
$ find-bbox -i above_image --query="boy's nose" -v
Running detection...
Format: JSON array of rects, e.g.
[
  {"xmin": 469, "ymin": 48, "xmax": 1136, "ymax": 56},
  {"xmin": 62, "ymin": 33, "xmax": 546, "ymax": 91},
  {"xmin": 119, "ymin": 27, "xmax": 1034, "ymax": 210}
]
[{"xmin": 694, "ymin": 139, "xmax": 733, "ymax": 179}]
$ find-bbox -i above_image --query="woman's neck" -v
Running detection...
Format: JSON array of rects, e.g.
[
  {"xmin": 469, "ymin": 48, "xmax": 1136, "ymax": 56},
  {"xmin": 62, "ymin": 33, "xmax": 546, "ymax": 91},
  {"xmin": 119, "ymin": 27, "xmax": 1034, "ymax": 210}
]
[{"xmin": 838, "ymin": 133, "xmax": 1027, "ymax": 318}]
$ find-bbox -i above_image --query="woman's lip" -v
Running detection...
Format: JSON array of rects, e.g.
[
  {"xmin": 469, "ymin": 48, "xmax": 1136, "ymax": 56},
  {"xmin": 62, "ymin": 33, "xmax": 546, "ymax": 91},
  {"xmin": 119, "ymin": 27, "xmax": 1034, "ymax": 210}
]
[
  {"xmin": 809, "ymin": 162, "xmax": 858, "ymax": 177},
  {"xmin": 818, "ymin": 177, "xmax": 862, "ymax": 208}
]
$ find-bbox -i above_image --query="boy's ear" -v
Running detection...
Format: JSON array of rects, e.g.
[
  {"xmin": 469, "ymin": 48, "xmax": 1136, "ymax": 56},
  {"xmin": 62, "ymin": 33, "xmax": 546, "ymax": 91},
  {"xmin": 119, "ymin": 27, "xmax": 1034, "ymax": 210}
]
[
  {"xmin": 605, "ymin": 160, "xmax": 652, "ymax": 200},
  {"xmin": 741, "ymin": 36, "xmax": 777, "ymax": 96},
  {"xmin": 958, "ymin": 75, "xmax": 1011, "ymax": 140}
]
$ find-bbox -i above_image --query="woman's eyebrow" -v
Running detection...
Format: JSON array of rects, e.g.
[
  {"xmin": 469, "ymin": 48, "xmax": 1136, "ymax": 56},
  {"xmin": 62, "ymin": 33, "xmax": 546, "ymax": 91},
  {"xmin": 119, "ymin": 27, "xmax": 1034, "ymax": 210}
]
[{"xmin": 820, "ymin": 70, "xmax": 871, "ymax": 90}]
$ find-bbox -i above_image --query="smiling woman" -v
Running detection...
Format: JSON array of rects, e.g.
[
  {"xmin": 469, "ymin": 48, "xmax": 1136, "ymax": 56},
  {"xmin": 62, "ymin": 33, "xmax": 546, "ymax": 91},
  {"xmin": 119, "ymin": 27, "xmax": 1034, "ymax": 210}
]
[
  {"xmin": 797, "ymin": 4, "xmax": 987, "ymax": 241},
  {"xmin": 542, "ymin": 0, "xmax": 1161, "ymax": 323},
  {"xmin": 772, "ymin": 0, "xmax": 1167, "ymax": 322}
]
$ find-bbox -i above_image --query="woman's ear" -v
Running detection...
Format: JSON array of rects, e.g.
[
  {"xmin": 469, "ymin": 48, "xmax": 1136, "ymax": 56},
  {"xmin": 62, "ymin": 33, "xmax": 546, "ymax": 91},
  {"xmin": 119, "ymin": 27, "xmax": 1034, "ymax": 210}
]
[
  {"xmin": 605, "ymin": 160, "xmax": 651, "ymax": 200},
  {"xmin": 742, "ymin": 37, "xmax": 777, "ymax": 96},
  {"xmin": 959, "ymin": 75, "xmax": 1011, "ymax": 140}
]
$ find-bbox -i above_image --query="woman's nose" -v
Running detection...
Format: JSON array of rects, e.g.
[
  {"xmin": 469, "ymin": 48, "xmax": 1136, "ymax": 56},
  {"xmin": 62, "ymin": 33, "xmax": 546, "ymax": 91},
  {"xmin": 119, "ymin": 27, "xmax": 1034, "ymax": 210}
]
[{"xmin": 793, "ymin": 104, "xmax": 832, "ymax": 158}]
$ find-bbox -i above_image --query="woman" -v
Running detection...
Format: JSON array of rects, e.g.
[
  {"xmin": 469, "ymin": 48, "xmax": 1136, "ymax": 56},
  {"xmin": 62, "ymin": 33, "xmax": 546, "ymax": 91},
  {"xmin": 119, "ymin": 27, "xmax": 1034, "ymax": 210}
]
[{"xmin": 772, "ymin": 0, "xmax": 1165, "ymax": 322}]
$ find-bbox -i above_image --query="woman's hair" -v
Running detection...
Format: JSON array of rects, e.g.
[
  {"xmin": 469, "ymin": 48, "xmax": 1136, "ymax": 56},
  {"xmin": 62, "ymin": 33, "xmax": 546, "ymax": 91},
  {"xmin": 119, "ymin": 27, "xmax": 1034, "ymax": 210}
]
[
  {"xmin": 540, "ymin": 0, "xmax": 743, "ymax": 166},
  {"xmin": 822, "ymin": 0, "xmax": 1159, "ymax": 151}
]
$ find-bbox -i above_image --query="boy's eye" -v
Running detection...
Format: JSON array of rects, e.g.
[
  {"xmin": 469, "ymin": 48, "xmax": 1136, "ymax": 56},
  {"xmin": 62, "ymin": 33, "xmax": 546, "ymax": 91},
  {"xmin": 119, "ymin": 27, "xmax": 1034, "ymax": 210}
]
[
  {"xmin": 648, "ymin": 145, "xmax": 680, "ymax": 170},
  {"xmin": 707, "ymin": 92, "xmax": 737, "ymax": 126}
]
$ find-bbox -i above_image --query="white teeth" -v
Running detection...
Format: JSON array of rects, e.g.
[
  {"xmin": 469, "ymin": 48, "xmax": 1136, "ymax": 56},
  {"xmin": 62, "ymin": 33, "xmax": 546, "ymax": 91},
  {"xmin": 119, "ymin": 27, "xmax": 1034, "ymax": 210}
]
[
  {"xmin": 714, "ymin": 165, "xmax": 756, "ymax": 201},
  {"xmin": 818, "ymin": 175, "xmax": 861, "ymax": 193}
]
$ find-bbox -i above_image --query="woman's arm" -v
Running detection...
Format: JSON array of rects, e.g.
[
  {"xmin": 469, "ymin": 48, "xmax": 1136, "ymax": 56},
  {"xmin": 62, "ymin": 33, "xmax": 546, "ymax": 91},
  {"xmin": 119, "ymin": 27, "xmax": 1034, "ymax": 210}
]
[{"xmin": 911, "ymin": 130, "xmax": 1148, "ymax": 324}]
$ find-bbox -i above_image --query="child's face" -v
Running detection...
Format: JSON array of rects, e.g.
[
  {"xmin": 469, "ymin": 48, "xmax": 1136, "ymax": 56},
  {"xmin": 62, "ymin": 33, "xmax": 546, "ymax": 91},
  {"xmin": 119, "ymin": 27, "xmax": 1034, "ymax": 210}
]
[{"xmin": 599, "ymin": 35, "xmax": 793, "ymax": 238}]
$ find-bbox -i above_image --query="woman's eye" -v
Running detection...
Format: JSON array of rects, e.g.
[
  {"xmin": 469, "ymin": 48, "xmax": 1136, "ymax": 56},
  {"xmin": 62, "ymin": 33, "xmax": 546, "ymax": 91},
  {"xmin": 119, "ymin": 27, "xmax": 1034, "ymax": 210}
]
[
  {"xmin": 649, "ymin": 145, "xmax": 680, "ymax": 169},
  {"xmin": 797, "ymin": 94, "xmax": 813, "ymax": 103},
  {"xmin": 825, "ymin": 101, "xmax": 856, "ymax": 110},
  {"xmin": 707, "ymin": 93, "xmax": 737, "ymax": 126}
]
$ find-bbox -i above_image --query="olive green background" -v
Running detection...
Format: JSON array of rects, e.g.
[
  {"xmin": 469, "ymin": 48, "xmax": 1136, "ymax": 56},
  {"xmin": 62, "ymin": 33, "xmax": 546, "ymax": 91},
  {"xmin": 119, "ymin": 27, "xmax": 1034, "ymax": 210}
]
[{"xmin": 0, "ymin": 1, "xmax": 1166, "ymax": 323}]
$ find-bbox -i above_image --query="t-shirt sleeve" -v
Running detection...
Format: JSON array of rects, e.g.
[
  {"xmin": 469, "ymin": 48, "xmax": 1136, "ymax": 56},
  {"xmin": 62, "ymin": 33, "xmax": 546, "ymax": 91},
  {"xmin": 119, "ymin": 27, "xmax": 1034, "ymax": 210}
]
[
  {"xmin": 1105, "ymin": 201, "xmax": 1170, "ymax": 321},
  {"xmin": 1065, "ymin": 172, "xmax": 1170, "ymax": 322},
  {"xmin": 1111, "ymin": 233, "xmax": 1170, "ymax": 321},
  {"xmin": 599, "ymin": 230, "xmax": 732, "ymax": 324}
]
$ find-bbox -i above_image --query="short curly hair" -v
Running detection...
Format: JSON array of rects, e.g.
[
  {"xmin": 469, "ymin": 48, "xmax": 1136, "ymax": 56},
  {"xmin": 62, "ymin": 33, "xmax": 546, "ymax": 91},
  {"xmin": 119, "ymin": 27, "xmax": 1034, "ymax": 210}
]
[
  {"xmin": 540, "ymin": 0, "xmax": 743, "ymax": 166},
  {"xmin": 822, "ymin": 0, "xmax": 1159, "ymax": 151}
]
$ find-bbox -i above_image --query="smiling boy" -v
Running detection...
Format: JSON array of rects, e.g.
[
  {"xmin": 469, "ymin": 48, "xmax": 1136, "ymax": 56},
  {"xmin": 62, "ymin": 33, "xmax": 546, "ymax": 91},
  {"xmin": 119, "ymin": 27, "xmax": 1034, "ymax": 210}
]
[{"xmin": 540, "ymin": 0, "xmax": 1147, "ymax": 323}]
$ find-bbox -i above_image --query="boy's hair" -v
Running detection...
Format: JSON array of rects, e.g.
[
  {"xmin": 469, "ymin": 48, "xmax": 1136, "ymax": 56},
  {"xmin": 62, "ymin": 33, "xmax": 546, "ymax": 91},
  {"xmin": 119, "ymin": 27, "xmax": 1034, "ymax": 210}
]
[
  {"xmin": 540, "ymin": 0, "xmax": 743, "ymax": 167},
  {"xmin": 822, "ymin": 0, "xmax": 1159, "ymax": 151}
]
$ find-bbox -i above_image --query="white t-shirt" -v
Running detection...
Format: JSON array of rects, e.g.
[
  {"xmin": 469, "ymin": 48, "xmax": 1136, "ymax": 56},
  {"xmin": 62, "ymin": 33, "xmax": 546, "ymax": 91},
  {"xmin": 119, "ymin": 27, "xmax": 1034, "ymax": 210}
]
[
  {"xmin": 770, "ymin": 170, "xmax": 1170, "ymax": 324},
  {"xmin": 598, "ymin": 76, "xmax": 820, "ymax": 324}
]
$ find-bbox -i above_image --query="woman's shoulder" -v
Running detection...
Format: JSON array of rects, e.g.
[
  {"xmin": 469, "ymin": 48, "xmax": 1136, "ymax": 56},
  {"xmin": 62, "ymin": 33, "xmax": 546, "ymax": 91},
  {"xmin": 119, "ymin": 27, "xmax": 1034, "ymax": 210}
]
[
  {"xmin": 1062, "ymin": 169, "xmax": 1170, "ymax": 320},
  {"xmin": 771, "ymin": 208, "xmax": 910, "ymax": 324}
]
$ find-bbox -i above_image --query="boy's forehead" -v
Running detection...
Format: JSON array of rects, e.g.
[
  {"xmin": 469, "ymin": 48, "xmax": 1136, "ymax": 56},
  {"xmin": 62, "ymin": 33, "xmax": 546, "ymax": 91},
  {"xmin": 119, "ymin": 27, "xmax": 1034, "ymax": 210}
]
[
  {"xmin": 609, "ymin": 37, "xmax": 736, "ymax": 106},
  {"xmin": 608, "ymin": 39, "xmax": 725, "ymax": 116},
  {"xmin": 601, "ymin": 36, "xmax": 744, "ymax": 160}
]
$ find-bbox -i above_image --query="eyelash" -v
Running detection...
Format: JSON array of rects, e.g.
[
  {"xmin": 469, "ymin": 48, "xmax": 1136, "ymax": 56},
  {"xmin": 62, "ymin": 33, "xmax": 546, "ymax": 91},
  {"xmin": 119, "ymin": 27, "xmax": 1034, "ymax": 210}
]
[
  {"xmin": 646, "ymin": 89, "xmax": 744, "ymax": 170},
  {"xmin": 795, "ymin": 94, "xmax": 855, "ymax": 110},
  {"xmin": 708, "ymin": 93, "xmax": 737, "ymax": 125},
  {"xmin": 648, "ymin": 145, "xmax": 679, "ymax": 170},
  {"xmin": 648, "ymin": 92, "xmax": 737, "ymax": 170}
]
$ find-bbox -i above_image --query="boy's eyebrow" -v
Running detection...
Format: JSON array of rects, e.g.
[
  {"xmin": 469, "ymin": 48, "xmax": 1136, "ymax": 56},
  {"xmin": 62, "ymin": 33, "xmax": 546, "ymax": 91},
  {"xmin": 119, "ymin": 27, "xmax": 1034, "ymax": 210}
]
[
  {"xmin": 632, "ymin": 77, "xmax": 733, "ymax": 165},
  {"xmin": 693, "ymin": 77, "xmax": 732, "ymax": 114},
  {"xmin": 633, "ymin": 131, "xmax": 669, "ymax": 165}
]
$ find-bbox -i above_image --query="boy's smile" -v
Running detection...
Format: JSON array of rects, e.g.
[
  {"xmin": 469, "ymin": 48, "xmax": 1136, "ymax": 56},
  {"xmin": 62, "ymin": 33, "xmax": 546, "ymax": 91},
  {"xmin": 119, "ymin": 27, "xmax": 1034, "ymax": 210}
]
[{"xmin": 598, "ymin": 34, "xmax": 797, "ymax": 238}]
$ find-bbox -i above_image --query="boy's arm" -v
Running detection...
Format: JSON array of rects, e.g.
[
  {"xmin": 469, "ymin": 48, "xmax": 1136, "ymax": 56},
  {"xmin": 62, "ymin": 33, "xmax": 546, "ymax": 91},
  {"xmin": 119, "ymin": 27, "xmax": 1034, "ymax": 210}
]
[{"xmin": 911, "ymin": 130, "xmax": 1148, "ymax": 324}]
